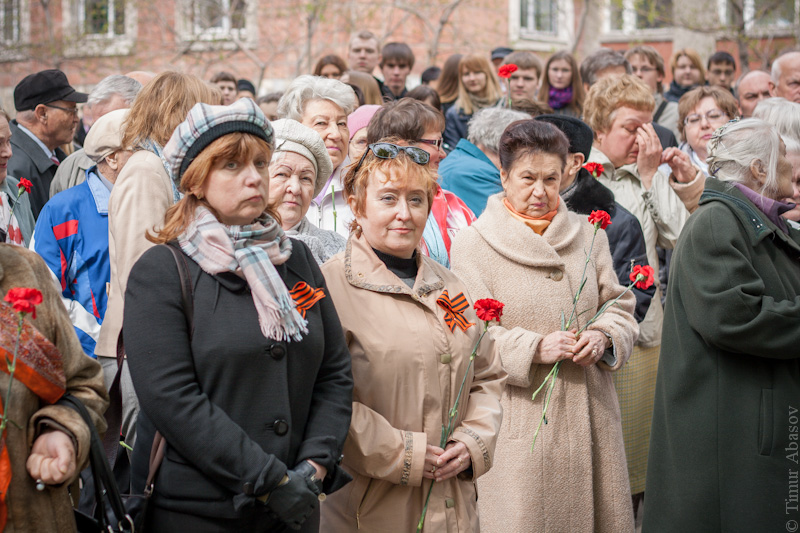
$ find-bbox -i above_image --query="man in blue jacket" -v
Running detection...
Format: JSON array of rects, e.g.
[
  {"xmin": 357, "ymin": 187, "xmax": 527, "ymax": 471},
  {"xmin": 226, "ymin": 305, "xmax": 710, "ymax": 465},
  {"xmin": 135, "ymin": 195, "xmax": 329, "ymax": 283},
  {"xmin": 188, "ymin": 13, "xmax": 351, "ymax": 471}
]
[{"xmin": 31, "ymin": 108, "xmax": 130, "ymax": 358}]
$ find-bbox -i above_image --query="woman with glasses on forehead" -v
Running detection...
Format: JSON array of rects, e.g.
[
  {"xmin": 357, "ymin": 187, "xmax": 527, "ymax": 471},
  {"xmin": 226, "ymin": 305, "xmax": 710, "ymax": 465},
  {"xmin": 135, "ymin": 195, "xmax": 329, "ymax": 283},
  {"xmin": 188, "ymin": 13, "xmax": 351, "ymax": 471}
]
[
  {"xmin": 319, "ymin": 139, "xmax": 506, "ymax": 532},
  {"xmin": 677, "ymin": 85, "xmax": 740, "ymax": 176}
]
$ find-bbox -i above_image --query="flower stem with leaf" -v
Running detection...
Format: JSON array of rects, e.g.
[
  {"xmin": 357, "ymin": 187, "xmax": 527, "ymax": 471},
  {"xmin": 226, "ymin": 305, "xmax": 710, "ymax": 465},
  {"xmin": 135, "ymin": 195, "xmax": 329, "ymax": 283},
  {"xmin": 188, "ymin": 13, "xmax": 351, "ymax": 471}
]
[{"xmin": 417, "ymin": 299, "xmax": 503, "ymax": 532}]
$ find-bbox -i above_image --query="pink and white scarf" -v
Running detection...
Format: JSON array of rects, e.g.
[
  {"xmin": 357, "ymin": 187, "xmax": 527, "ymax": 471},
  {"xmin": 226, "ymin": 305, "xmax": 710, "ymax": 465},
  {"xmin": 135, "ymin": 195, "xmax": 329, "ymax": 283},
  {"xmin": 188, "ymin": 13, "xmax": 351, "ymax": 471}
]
[{"xmin": 179, "ymin": 206, "xmax": 308, "ymax": 342}]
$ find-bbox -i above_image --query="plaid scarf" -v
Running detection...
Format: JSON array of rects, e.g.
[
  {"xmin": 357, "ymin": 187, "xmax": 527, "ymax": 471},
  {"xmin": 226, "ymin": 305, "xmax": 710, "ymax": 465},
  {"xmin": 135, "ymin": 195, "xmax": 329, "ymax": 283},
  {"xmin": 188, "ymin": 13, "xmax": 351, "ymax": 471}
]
[{"xmin": 179, "ymin": 206, "xmax": 307, "ymax": 342}]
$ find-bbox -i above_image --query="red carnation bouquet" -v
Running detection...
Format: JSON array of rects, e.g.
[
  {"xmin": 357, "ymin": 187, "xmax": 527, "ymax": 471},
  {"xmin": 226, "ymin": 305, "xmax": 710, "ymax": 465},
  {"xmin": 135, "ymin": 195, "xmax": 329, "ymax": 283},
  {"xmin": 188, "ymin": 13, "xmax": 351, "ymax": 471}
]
[
  {"xmin": 1, "ymin": 288, "xmax": 43, "ymax": 436},
  {"xmin": 530, "ymin": 211, "xmax": 653, "ymax": 450},
  {"xmin": 417, "ymin": 298, "xmax": 504, "ymax": 531}
]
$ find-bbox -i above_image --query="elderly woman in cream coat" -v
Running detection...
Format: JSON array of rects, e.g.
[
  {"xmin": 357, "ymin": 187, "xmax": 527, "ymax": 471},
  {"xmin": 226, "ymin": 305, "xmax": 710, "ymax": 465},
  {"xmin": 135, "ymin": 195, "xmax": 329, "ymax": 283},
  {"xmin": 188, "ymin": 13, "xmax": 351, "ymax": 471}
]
[
  {"xmin": 269, "ymin": 119, "xmax": 345, "ymax": 264},
  {"xmin": 320, "ymin": 141, "xmax": 506, "ymax": 532},
  {"xmin": 451, "ymin": 120, "xmax": 639, "ymax": 533}
]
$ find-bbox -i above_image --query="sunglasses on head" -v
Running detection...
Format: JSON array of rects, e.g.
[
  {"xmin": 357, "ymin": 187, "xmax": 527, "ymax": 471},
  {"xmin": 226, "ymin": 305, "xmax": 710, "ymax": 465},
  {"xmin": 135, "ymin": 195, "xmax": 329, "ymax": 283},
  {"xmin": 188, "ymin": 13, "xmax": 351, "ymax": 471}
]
[{"xmin": 352, "ymin": 142, "xmax": 431, "ymax": 176}]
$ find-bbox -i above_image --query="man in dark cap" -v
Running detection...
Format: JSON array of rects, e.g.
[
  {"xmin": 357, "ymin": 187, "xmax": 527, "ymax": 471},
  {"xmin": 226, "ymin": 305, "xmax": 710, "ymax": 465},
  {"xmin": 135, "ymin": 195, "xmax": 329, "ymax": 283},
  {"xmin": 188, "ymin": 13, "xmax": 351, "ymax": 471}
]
[
  {"xmin": 490, "ymin": 46, "xmax": 513, "ymax": 69},
  {"xmin": 9, "ymin": 69, "xmax": 87, "ymax": 218}
]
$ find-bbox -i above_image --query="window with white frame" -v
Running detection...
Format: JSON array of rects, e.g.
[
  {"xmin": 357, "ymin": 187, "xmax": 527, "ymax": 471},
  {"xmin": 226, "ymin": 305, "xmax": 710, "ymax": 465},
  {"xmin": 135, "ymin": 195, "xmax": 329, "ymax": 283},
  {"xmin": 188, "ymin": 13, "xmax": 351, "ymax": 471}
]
[
  {"xmin": 606, "ymin": 0, "xmax": 673, "ymax": 32},
  {"xmin": 190, "ymin": 0, "xmax": 245, "ymax": 38},
  {"xmin": 1, "ymin": 0, "xmax": 20, "ymax": 43},
  {"xmin": 81, "ymin": 0, "xmax": 125, "ymax": 37},
  {"xmin": 520, "ymin": 0, "xmax": 558, "ymax": 34},
  {"xmin": 718, "ymin": 0, "xmax": 798, "ymax": 30}
]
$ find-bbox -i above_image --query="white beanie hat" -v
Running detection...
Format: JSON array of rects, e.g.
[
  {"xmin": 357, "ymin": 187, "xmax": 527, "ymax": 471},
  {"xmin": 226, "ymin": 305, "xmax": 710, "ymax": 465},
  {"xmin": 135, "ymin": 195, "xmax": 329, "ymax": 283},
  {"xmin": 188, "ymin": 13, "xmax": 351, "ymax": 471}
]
[{"xmin": 270, "ymin": 119, "xmax": 333, "ymax": 197}]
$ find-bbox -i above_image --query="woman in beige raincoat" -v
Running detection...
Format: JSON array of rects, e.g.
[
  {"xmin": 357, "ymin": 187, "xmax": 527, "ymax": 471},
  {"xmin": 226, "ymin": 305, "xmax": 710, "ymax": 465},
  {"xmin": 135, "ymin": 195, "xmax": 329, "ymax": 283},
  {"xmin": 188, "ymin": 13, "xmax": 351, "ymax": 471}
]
[{"xmin": 320, "ymin": 140, "xmax": 506, "ymax": 532}]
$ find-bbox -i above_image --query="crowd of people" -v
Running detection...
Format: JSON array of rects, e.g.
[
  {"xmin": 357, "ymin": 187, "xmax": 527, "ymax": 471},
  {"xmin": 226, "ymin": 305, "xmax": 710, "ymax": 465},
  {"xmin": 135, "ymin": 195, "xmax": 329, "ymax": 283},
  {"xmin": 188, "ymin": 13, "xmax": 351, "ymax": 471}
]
[{"xmin": 1, "ymin": 30, "xmax": 799, "ymax": 533}]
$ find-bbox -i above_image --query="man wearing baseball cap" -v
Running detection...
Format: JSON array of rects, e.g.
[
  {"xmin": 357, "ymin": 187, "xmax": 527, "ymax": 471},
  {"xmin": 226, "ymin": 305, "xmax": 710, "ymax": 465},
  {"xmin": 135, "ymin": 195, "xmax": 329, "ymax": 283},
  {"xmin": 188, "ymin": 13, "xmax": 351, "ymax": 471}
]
[{"xmin": 8, "ymin": 69, "xmax": 87, "ymax": 218}]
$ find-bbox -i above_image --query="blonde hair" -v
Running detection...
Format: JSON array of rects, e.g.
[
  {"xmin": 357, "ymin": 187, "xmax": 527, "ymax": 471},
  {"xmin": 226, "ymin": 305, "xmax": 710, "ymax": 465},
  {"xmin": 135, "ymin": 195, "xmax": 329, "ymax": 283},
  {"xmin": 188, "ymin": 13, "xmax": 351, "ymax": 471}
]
[
  {"xmin": 343, "ymin": 137, "xmax": 438, "ymax": 231},
  {"xmin": 670, "ymin": 48, "xmax": 706, "ymax": 85},
  {"xmin": 148, "ymin": 133, "xmax": 278, "ymax": 244},
  {"xmin": 122, "ymin": 72, "xmax": 219, "ymax": 148},
  {"xmin": 455, "ymin": 54, "xmax": 502, "ymax": 116},
  {"xmin": 584, "ymin": 74, "xmax": 655, "ymax": 136}
]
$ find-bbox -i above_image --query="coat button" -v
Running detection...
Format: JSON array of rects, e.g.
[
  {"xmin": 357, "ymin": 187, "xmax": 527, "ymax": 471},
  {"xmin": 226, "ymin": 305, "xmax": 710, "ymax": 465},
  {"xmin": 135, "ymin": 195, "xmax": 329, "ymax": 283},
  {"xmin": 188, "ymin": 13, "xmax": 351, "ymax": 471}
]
[
  {"xmin": 242, "ymin": 482, "xmax": 254, "ymax": 495},
  {"xmin": 445, "ymin": 498, "xmax": 455, "ymax": 508},
  {"xmin": 440, "ymin": 353, "xmax": 452, "ymax": 364},
  {"xmin": 550, "ymin": 269, "xmax": 563, "ymax": 281},
  {"xmin": 269, "ymin": 344, "xmax": 286, "ymax": 360},
  {"xmin": 273, "ymin": 419, "xmax": 289, "ymax": 436}
]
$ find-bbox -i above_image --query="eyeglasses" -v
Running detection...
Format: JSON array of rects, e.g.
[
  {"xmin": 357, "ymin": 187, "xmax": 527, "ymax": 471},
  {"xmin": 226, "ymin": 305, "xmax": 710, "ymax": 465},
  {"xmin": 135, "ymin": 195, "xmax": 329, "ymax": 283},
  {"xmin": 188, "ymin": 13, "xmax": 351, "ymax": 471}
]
[
  {"xmin": 351, "ymin": 142, "xmax": 431, "ymax": 176},
  {"xmin": 631, "ymin": 66, "xmax": 657, "ymax": 74},
  {"xmin": 684, "ymin": 109, "xmax": 728, "ymax": 126},
  {"xmin": 44, "ymin": 104, "xmax": 79, "ymax": 116},
  {"xmin": 416, "ymin": 138, "xmax": 443, "ymax": 150}
]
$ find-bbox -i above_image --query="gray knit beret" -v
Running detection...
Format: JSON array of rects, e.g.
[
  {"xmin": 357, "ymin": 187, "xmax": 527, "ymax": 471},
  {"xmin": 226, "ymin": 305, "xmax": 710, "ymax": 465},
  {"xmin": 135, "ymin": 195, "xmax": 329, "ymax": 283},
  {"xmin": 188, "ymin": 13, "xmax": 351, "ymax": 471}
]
[
  {"xmin": 164, "ymin": 98, "xmax": 274, "ymax": 188},
  {"xmin": 270, "ymin": 119, "xmax": 333, "ymax": 197}
]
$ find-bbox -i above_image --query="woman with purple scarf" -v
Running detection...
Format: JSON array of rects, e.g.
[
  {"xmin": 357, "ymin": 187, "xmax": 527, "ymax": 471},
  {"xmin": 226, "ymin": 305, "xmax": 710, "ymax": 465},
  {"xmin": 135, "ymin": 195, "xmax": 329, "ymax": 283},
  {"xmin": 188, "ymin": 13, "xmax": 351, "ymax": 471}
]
[
  {"xmin": 122, "ymin": 99, "xmax": 353, "ymax": 532},
  {"xmin": 538, "ymin": 51, "xmax": 585, "ymax": 119}
]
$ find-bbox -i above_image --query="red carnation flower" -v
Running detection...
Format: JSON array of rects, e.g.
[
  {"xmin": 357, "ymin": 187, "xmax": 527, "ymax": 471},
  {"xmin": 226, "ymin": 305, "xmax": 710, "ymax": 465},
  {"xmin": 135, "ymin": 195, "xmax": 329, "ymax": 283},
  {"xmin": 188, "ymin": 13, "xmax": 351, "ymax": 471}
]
[
  {"xmin": 18, "ymin": 178, "xmax": 32, "ymax": 195},
  {"xmin": 588, "ymin": 210, "xmax": 612, "ymax": 230},
  {"xmin": 498, "ymin": 64, "xmax": 518, "ymax": 79},
  {"xmin": 4, "ymin": 287, "xmax": 43, "ymax": 319},
  {"xmin": 474, "ymin": 298, "xmax": 504, "ymax": 322},
  {"xmin": 583, "ymin": 162, "xmax": 605, "ymax": 178},
  {"xmin": 629, "ymin": 265, "xmax": 655, "ymax": 290}
]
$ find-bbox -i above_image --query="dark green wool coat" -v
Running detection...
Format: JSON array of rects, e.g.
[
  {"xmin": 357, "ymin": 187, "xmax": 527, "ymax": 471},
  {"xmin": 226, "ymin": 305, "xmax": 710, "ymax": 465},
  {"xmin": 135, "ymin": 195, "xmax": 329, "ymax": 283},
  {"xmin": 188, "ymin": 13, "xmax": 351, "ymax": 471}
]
[{"xmin": 644, "ymin": 178, "xmax": 800, "ymax": 532}]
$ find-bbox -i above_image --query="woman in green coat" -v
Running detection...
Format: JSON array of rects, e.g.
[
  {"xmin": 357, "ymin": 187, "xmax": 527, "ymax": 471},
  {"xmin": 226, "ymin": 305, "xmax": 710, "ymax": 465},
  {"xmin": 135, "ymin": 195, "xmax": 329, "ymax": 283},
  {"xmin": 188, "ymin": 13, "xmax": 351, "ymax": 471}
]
[{"xmin": 644, "ymin": 119, "xmax": 800, "ymax": 532}]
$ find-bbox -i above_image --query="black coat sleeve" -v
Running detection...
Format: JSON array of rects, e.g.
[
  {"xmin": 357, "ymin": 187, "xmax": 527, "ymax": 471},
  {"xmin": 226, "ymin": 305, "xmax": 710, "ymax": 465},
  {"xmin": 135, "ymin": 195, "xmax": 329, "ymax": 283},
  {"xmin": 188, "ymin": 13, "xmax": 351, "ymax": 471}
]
[
  {"xmin": 124, "ymin": 245, "xmax": 288, "ymax": 500},
  {"xmin": 606, "ymin": 205, "xmax": 656, "ymax": 322},
  {"xmin": 291, "ymin": 241, "xmax": 354, "ymax": 493}
]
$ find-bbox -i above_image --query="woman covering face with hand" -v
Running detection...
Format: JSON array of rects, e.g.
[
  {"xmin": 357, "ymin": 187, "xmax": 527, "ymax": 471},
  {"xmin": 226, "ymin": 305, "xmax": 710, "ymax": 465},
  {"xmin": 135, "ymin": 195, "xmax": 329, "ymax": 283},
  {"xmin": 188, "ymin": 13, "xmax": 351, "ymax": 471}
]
[
  {"xmin": 319, "ymin": 140, "xmax": 505, "ymax": 532},
  {"xmin": 269, "ymin": 119, "xmax": 345, "ymax": 264},
  {"xmin": 122, "ymin": 99, "xmax": 353, "ymax": 532},
  {"xmin": 583, "ymin": 74, "xmax": 705, "ymax": 500},
  {"xmin": 450, "ymin": 119, "xmax": 638, "ymax": 532}
]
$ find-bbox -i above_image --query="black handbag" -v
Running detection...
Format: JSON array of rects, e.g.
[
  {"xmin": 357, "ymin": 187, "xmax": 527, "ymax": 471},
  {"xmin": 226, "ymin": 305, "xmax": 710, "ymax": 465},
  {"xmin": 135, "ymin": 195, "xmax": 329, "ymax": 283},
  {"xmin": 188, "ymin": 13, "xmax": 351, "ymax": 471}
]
[{"xmin": 60, "ymin": 393, "xmax": 135, "ymax": 532}]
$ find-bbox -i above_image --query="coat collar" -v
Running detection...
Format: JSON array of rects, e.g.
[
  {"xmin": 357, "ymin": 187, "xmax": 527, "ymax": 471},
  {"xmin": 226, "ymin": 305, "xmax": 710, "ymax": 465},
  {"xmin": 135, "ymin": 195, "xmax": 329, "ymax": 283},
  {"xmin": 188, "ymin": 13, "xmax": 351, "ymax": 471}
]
[
  {"xmin": 344, "ymin": 231, "xmax": 444, "ymax": 299},
  {"xmin": 86, "ymin": 168, "xmax": 111, "ymax": 215},
  {"xmin": 454, "ymin": 138, "xmax": 495, "ymax": 167},
  {"xmin": 471, "ymin": 192, "xmax": 580, "ymax": 268},
  {"xmin": 9, "ymin": 120, "xmax": 58, "ymax": 174},
  {"xmin": 589, "ymin": 146, "xmax": 643, "ymax": 184},
  {"xmin": 700, "ymin": 177, "xmax": 800, "ymax": 253}
]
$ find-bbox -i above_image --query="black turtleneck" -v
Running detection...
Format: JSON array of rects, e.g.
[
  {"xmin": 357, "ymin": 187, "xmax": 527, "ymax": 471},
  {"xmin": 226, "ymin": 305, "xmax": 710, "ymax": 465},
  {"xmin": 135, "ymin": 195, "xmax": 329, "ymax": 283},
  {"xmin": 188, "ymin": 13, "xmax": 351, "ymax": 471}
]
[{"xmin": 372, "ymin": 248, "xmax": 418, "ymax": 287}]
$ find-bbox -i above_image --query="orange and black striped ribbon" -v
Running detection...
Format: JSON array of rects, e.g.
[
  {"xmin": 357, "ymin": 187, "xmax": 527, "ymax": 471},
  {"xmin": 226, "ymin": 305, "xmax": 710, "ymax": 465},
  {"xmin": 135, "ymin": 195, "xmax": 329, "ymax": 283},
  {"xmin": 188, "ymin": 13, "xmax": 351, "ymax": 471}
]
[
  {"xmin": 436, "ymin": 290, "xmax": 474, "ymax": 332},
  {"xmin": 289, "ymin": 281, "xmax": 326, "ymax": 319}
]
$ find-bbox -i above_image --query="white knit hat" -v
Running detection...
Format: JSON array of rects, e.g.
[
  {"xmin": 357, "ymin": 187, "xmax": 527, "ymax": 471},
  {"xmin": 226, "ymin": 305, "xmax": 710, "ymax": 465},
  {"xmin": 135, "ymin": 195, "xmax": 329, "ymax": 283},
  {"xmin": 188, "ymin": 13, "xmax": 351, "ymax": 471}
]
[{"xmin": 270, "ymin": 119, "xmax": 333, "ymax": 197}]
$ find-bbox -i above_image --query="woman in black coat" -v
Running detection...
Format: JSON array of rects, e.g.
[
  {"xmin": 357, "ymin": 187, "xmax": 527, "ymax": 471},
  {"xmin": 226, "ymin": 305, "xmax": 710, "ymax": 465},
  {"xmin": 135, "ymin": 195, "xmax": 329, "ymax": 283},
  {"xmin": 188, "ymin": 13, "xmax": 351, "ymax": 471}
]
[
  {"xmin": 123, "ymin": 98, "xmax": 353, "ymax": 532},
  {"xmin": 644, "ymin": 119, "xmax": 800, "ymax": 532}
]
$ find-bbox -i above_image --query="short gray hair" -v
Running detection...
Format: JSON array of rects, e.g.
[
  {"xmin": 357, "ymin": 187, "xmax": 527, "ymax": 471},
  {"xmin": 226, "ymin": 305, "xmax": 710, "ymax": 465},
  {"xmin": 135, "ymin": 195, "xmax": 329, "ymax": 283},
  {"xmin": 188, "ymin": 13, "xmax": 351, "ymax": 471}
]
[
  {"xmin": 87, "ymin": 75, "xmax": 142, "ymax": 107},
  {"xmin": 707, "ymin": 119, "xmax": 783, "ymax": 198},
  {"xmin": 752, "ymin": 97, "xmax": 800, "ymax": 153},
  {"xmin": 276, "ymin": 75, "xmax": 356, "ymax": 122},
  {"xmin": 467, "ymin": 107, "xmax": 531, "ymax": 153},
  {"xmin": 580, "ymin": 48, "xmax": 631, "ymax": 88}
]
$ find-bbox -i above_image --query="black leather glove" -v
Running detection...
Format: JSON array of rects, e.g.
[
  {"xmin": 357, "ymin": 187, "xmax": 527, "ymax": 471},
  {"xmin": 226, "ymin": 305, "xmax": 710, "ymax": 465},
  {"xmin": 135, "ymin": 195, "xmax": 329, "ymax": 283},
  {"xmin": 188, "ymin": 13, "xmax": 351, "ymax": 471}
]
[{"xmin": 265, "ymin": 462, "xmax": 320, "ymax": 530}]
